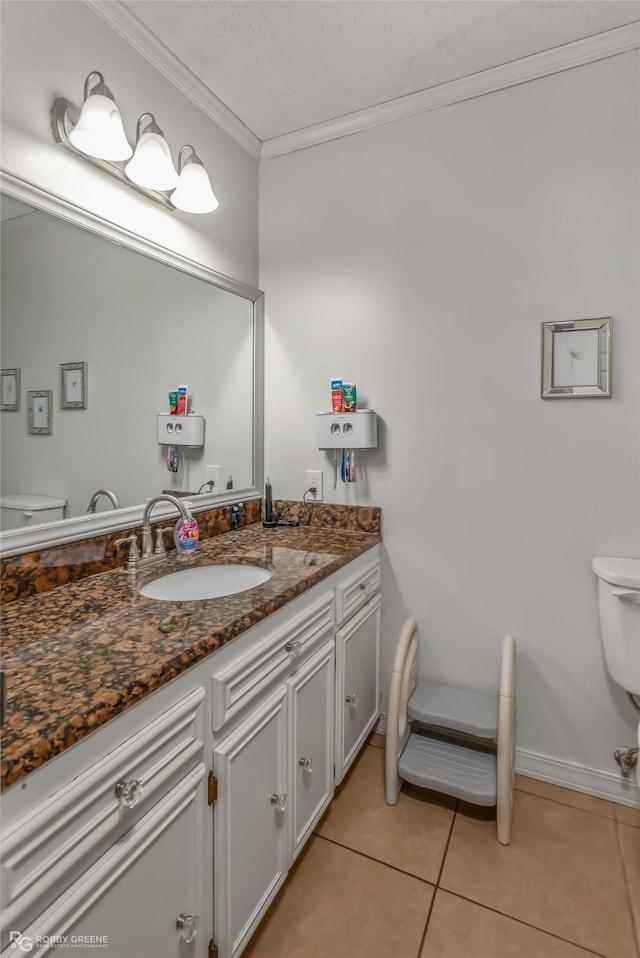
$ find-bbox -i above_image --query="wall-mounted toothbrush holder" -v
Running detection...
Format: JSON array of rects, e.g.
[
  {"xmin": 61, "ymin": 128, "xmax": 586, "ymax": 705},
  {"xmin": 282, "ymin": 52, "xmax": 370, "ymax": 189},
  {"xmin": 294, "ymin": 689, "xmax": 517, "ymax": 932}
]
[
  {"xmin": 316, "ymin": 410, "xmax": 377, "ymax": 449},
  {"xmin": 157, "ymin": 414, "xmax": 205, "ymax": 448}
]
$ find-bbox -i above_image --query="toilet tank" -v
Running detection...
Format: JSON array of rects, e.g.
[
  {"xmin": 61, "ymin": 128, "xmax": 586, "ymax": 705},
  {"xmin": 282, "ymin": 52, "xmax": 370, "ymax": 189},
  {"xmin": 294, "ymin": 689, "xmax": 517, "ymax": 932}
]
[
  {"xmin": 0, "ymin": 494, "xmax": 67, "ymax": 530},
  {"xmin": 592, "ymin": 556, "xmax": 640, "ymax": 695}
]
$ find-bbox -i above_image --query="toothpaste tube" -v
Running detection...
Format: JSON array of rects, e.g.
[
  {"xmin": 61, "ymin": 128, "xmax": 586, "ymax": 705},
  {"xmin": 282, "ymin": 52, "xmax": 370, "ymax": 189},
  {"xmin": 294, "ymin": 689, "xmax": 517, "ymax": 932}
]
[
  {"xmin": 177, "ymin": 385, "xmax": 188, "ymax": 416},
  {"xmin": 169, "ymin": 391, "xmax": 178, "ymax": 414},
  {"xmin": 331, "ymin": 379, "xmax": 343, "ymax": 413},
  {"xmin": 342, "ymin": 383, "xmax": 357, "ymax": 412}
]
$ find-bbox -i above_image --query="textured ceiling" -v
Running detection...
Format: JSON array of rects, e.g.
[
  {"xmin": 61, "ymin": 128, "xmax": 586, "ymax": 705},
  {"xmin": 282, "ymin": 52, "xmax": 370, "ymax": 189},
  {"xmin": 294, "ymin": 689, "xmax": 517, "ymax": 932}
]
[{"xmin": 121, "ymin": 0, "xmax": 639, "ymax": 141}]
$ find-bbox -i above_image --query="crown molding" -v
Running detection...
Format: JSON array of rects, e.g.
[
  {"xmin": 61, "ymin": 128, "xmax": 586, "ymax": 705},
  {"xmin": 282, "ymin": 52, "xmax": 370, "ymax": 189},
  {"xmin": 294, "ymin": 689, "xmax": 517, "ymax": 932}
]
[
  {"xmin": 83, "ymin": 5, "xmax": 638, "ymax": 164},
  {"xmin": 261, "ymin": 21, "xmax": 640, "ymax": 160},
  {"xmin": 87, "ymin": 0, "xmax": 262, "ymax": 160}
]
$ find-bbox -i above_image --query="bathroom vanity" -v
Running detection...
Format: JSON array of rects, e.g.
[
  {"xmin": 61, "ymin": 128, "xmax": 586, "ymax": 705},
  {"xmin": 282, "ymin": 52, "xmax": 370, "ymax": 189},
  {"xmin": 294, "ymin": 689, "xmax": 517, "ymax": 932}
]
[{"xmin": 0, "ymin": 522, "xmax": 381, "ymax": 958}]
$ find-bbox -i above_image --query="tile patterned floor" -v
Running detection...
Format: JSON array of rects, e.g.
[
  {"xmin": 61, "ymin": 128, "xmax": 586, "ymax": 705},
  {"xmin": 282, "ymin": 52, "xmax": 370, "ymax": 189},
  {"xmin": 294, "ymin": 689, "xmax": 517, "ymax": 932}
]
[{"xmin": 244, "ymin": 736, "xmax": 640, "ymax": 958}]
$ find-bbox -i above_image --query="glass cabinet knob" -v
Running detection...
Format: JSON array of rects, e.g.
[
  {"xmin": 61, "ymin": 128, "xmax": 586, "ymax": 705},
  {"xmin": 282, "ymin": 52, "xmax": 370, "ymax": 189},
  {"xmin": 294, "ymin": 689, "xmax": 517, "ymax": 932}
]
[
  {"xmin": 115, "ymin": 779, "xmax": 144, "ymax": 808},
  {"xmin": 176, "ymin": 913, "xmax": 201, "ymax": 943},
  {"xmin": 285, "ymin": 639, "xmax": 302, "ymax": 658},
  {"xmin": 345, "ymin": 693, "xmax": 359, "ymax": 707},
  {"xmin": 270, "ymin": 792, "xmax": 288, "ymax": 812},
  {"xmin": 298, "ymin": 756, "xmax": 314, "ymax": 773}
]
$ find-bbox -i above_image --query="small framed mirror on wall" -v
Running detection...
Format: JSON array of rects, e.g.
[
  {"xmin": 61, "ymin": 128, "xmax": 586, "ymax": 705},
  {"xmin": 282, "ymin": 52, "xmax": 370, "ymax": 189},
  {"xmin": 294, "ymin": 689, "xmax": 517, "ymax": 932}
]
[{"xmin": 541, "ymin": 317, "xmax": 612, "ymax": 399}]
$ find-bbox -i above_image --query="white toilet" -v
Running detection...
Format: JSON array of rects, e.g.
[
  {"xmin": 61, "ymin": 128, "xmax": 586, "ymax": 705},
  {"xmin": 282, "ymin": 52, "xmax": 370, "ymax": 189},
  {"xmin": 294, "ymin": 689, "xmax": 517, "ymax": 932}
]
[
  {"xmin": 592, "ymin": 556, "xmax": 640, "ymax": 787},
  {"xmin": 0, "ymin": 494, "xmax": 66, "ymax": 530}
]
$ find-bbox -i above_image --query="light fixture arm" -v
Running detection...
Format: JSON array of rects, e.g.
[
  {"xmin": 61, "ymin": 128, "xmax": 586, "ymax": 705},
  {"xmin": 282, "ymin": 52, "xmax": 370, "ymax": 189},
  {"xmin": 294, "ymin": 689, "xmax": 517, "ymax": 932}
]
[
  {"xmin": 135, "ymin": 112, "xmax": 162, "ymax": 139},
  {"xmin": 178, "ymin": 145, "xmax": 198, "ymax": 172},
  {"xmin": 84, "ymin": 71, "xmax": 106, "ymax": 99}
]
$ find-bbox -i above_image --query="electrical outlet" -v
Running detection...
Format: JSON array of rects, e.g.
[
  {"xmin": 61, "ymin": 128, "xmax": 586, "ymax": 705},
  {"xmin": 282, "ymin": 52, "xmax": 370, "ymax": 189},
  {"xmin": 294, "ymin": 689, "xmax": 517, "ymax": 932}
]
[
  {"xmin": 205, "ymin": 465, "xmax": 220, "ymax": 490},
  {"xmin": 305, "ymin": 469, "xmax": 323, "ymax": 501}
]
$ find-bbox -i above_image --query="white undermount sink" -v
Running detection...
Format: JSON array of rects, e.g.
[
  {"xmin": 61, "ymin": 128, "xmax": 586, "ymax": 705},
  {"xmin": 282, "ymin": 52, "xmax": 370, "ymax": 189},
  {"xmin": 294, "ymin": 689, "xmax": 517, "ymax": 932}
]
[{"xmin": 138, "ymin": 564, "xmax": 272, "ymax": 601}]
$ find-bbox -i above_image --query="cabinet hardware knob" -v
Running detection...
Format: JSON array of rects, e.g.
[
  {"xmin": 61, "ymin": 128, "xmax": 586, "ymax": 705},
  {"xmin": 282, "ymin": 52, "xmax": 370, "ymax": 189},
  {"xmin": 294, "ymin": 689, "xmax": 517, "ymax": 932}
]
[
  {"xmin": 270, "ymin": 792, "xmax": 288, "ymax": 811},
  {"xmin": 176, "ymin": 913, "xmax": 201, "ymax": 943},
  {"xmin": 345, "ymin": 693, "xmax": 359, "ymax": 707},
  {"xmin": 285, "ymin": 639, "xmax": 302, "ymax": 658},
  {"xmin": 115, "ymin": 779, "xmax": 144, "ymax": 808},
  {"xmin": 298, "ymin": 756, "xmax": 315, "ymax": 772}
]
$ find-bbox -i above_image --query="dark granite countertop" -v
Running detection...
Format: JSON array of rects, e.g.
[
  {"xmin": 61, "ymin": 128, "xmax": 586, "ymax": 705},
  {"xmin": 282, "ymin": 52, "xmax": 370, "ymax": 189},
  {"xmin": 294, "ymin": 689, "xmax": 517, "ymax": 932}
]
[{"xmin": 0, "ymin": 522, "xmax": 380, "ymax": 790}]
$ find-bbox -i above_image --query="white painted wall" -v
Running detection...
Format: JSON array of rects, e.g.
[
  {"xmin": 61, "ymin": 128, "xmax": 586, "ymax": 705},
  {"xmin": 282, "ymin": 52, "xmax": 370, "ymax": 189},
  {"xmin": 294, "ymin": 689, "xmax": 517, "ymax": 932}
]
[
  {"xmin": 260, "ymin": 53, "xmax": 640, "ymax": 800},
  {"xmin": 0, "ymin": 0, "xmax": 258, "ymax": 287}
]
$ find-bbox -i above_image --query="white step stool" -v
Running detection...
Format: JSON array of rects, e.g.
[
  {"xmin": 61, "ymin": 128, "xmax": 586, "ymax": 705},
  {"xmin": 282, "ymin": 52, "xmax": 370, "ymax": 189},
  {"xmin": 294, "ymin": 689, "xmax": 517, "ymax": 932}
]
[{"xmin": 385, "ymin": 620, "xmax": 516, "ymax": 844}]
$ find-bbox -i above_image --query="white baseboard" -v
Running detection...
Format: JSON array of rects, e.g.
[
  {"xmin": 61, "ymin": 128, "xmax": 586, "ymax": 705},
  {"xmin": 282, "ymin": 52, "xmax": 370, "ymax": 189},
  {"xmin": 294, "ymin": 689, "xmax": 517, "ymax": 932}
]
[
  {"xmin": 375, "ymin": 715, "xmax": 640, "ymax": 808},
  {"xmin": 515, "ymin": 747, "xmax": 639, "ymax": 808}
]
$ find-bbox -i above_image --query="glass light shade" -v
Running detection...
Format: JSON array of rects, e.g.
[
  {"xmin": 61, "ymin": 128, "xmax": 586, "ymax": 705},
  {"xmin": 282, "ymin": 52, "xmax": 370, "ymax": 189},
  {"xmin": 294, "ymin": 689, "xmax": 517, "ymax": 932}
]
[
  {"xmin": 172, "ymin": 159, "xmax": 219, "ymax": 214},
  {"xmin": 125, "ymin": 130, "xmax": 178, "ymax": 191},
  {"xmin": 68, "ymin": 94, "xmax": 132, "ymax": 161}
]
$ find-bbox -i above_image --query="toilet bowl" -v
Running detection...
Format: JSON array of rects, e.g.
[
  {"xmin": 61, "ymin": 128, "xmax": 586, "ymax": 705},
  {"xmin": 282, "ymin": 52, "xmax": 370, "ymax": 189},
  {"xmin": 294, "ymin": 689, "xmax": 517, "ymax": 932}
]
[{"xmin": 592, "ymin": 556, "xmax": 640, "ymax": 788}]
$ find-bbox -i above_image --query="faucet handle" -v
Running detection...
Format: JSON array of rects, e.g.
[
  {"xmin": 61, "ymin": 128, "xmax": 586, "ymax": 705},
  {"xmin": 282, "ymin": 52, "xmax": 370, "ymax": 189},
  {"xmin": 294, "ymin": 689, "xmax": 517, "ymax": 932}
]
[
  {"xmin": 115, "ymin": 534, "xmax": 140, "ymax": 571},
  {"xmin": 154, "ymin": 526, "xmax": 174, "ymax": 556}
]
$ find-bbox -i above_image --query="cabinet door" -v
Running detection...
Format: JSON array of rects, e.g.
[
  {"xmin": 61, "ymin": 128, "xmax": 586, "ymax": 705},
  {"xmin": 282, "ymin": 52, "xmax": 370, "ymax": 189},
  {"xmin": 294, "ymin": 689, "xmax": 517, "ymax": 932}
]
[
  {"xmin": 287, "ymin": 641, "xmax": 334, "ymax": 858},
  {"xmin": 336, "ymin": 595, "xmax": 381, "ymax": 782},
  {"xmin": 1, "ymin": 765, "xmax": 208, "ymax": 958},
  {"xmin": 213, "ymin": 686, "xmax": 289, "ymax": 958},
  {"xmin": 1, "ymin": 687, "xmax": 206, "ymax": 944}
]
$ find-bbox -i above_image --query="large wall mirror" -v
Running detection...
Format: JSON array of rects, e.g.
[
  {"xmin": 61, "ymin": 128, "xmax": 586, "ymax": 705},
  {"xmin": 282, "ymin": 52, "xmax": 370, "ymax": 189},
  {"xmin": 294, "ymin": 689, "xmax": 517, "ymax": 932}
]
[{"xmin": 0, "ymin": 172, "xmax": 263, "ymax": 557}]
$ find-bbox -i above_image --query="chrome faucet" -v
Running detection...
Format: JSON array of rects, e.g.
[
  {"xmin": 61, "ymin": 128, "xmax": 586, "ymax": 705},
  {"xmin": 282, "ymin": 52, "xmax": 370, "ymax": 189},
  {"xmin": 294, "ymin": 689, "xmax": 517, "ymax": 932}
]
[
  {"xmin": 141, "ymin": 494, "xmax": 191, "ymax": 561},
  {"xmin": 87, "ymin": 488, "xmax": 119, "ymax": 513}
]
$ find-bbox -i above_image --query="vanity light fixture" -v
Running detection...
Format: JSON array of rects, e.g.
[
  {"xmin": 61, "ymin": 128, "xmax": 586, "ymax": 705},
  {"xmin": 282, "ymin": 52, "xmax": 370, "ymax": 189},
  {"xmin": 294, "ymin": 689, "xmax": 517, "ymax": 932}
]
[
  {"xmin": 172, "ymin": 146, "xmax": 219, "ymax": 214},
  {"xmin": 51, "ymin": 72, "xmax": 218, "ymax": 214},
  {"xmin": 124, "ymin": 114, "xmax": 178, "ymax": 191}
]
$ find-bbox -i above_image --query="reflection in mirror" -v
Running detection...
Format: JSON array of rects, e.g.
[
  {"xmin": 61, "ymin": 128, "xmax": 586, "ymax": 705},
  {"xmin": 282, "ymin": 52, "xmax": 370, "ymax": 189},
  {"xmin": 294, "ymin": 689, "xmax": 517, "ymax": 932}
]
[{"xmin": 0, "ymin": 185, "xmax": 263, "ymax": 550}]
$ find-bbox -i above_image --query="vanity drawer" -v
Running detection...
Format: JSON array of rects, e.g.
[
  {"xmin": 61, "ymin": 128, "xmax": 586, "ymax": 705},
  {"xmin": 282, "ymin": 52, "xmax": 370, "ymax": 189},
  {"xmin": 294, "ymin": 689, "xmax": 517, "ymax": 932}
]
[
  {"xmin": 211, "ymin": 593, "xmax": 335, "ymax": 732},
  {"xmin": 1, "ymin": 687, "xmax": 205, "ymax": 937},
  {"xmin": 336, "ymin": 557, "xmax": 381, "ymax": 625}
]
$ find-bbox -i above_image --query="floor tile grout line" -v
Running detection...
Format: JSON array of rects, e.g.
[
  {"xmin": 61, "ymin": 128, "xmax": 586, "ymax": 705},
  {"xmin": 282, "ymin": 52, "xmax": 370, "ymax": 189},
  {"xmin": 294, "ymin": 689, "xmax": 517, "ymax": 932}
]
[
  {"xmin": 307, "ymin": 827, "xmax": 617, "ymax": 958},
  {"xmin": 615, "ymin": 818, "xmax": 640, "ymax": 958},
  {"xmin": 438, "ymin": 889, "xmax": 611, "ymax": 958},
  {"xmin": 415, "ymin": 799, "xmax": 459, "ymax": 958},
  {"xmin": 320, "ymin": 749, "xmax": 638, "ymax": 957},
  {"xmin": 313, "ymin": 832, "xmax": 438, "ymax": 887},
  {"xmin": 514, "ymin": 785, "xmax": 619, "ymax": 820}
]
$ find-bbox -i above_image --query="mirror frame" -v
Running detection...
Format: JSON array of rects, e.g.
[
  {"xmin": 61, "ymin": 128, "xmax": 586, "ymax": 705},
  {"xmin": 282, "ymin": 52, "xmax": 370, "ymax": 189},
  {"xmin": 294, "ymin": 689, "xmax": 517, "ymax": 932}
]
[{"xmin": 0, "ymin": 170, "xmax": 264, "ymax": 558}]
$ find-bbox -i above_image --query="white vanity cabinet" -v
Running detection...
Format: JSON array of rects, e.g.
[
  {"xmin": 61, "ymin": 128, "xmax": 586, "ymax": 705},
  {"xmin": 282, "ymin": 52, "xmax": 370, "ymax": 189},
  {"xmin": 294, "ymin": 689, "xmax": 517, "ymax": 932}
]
[
  {"xmin": 0, "ymin": 543, "xmax": 381, "ymax": 958},
  {"xmin": 0, "ymin": 687, "xmax": 210, "ymax": 958},
  {"xmin": 210, "ymin": 593, "xmax": 336, "ymax": 958},
  {"xmin": 335, "ymin": 557, "xmax": 382, "ymax": 783}
]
